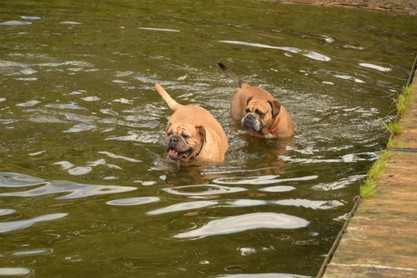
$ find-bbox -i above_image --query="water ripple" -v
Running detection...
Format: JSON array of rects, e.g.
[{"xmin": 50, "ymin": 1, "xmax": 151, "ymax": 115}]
[
  {"xmin": 274, "ymin": 199, "xmax": 344, "ymax": 210},
  {"xmin": 98, "ymin": 151, "xmax": 142, "ymax": 163},
  {"xmin": 259, "ymin": 186, "xmax": 296, "ymax": 193},
  {"xmin": 106, "ymin": 197, "xmax": 160, "ymax": 206},
  {"xmin": 0, "ymin": 20, "xmax": 32, "ymax": 26},
  {"xmin": 217, "ymin": 273, "xmax": 309, "ymax": 278},
  {"xmin": 139, "ymin": 27, "xmax": 180, "ymax": 32},
  {"xmin": 0, "ymin": 172, "xmax": 45, "ymax": 188},
  {"xmin": 174, "ymin": 212, "xmax": 309, "ymax": 239},
  {"xmin": 218, "ymin": 40, "xmax": 331, "ymax": 61},
  {"xmin": 12, "ymin": 248, "xmax": 53, "ymax": 256},
  {"xmin": 0, "ymin": 213, "xmax": 68, "ymax": 233},
  {"xmin": 312, "ymin": 175, "xmax": 365, "ymax": 191},
  {"xmin": 0, "ymin": 180, "xmax": 136, "ymax": 199},
  {"xmin": 0, "ymin": 209, "xmax": 16, "ymax": 216},
  {"xmin": 213, "ymin": 175, "xmax": 318, "ymax": 185},
  {"xmin": 147, "ymin": 201, "xmax": 217, "ymax": 215},
  {"xmin": 162, "ymin": 184, "xmax": 247, "ymax": 197},
  {"xmin": 0, "ymin": 267, "xmax": 32, "ymax": 276},
  {"xmin": 358, "ymin": 62, "xmax": 391, "ymax": 72}
]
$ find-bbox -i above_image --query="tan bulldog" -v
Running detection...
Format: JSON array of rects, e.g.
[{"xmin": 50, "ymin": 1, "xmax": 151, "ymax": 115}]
[
  {"xmin": 218, "ymin": 63, "xmax": 295, "ymax": 138},
  {"xmin": 154, "ymin": 82, "xmax": 228, "ymax": 163}
]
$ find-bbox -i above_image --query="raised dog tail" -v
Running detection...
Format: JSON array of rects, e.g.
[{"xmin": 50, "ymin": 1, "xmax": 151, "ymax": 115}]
[
  {"xmin": 218, "ymin": 62, "xmax": 247, "ymax": 88},
  {"xmin": 154, "ymin": 82, "xmax": 183, "ymax": 111}
]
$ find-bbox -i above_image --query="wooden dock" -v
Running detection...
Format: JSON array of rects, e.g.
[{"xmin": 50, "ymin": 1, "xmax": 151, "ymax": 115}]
[{"xmin": 321, "ymin": 70, "xmax": 417, "ymax": 277}]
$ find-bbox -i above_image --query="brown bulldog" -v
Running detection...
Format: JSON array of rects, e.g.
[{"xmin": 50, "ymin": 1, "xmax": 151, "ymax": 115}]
[
  {"xmin": 218, "ymin": 62, "xmax": 295, "ymax": 138},
  {"xmin": 154, "ymin": 82, "xmax": 228, "ymax": 163}
]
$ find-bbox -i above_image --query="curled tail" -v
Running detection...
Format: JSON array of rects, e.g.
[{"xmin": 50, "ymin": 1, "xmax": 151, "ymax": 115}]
[
  {"xmin": 154, "ymin": 82, "xmax": 183, "ymax": 111},
  {"xmin": 218, "ymin": 62, "xmax": 248, "ymax": 88}
]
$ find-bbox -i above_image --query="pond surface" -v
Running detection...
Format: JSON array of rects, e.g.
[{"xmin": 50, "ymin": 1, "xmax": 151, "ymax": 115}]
[{"xmin": 1, "ymin": 1, "xmax": 417, "ymax": 277}]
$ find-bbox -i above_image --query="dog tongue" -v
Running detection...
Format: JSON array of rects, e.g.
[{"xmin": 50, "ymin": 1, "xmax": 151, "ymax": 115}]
[{"xmin": 168, "ymin": 149, "xmax": 178, "ymax": 156}]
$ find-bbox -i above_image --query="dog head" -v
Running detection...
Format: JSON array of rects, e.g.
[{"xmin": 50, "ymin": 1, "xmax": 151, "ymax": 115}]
[
  {"xmin": 241, "ymin": 97, "xmax": 281, "ymax": 134},
  {"xmin": 165, "ymin": 122, "xmax": 206, "ymax": 161}
]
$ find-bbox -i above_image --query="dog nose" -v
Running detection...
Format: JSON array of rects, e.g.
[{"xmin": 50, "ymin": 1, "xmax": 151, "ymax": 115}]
[
  {"xmin": 169, "ymin": 137, "xmax": 178, "ymax": 144},
  {"xmin": 246, "ymin": 113, "xmax": 256, "ymax": 121}
]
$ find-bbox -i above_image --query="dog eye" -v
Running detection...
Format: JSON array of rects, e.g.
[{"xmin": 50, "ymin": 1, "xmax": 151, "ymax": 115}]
[
  {"xmin": 245, "ymin": 108, "xmax": 250, "ymax": 113},
  {"xmin": 255, "ymin": 109, "xmax": 265, "ymax": 117},
  {"xmin": 181, "ymin": 133, "xmax": 190, "ymax": 138},
  {"xmin": 167, "ymin": 131, "xmax": 173, "ymax": 136}
]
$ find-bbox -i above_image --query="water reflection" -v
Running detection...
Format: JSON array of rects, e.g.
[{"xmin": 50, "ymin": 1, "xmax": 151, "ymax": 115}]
[
  {"xmin": 0, "ymin": 173, "xmax": 136, "ymax": 199},
  {"xmin": 174, "ymin": 212, "xmax": 309, "ymax": 239},
  {"xmin": 274, "ymin": 199, "xmax": 344, "ymax": 210},
  {"xmin": 213, "ymin": 175, "xmax": 318, "ymax": 185},
  {"xmin": 0, "ymin": 213, "xmax": 68, "ymax": 234},
  {"xmin": 217, "ymin": 274, "xmax": 309, "ymax": 278},
  {"xmin": 0, "ymin": 267, "xmax": 32, "ymax": 276},
  {"xmin": 147, "ymin": 200, "xmax": 217, "ymax": 215},
  {"xmin": 106, "ymin": 197, "xmax": 160, "ymax": 206},
  {"xmin": 218, "ymin": 40, "xmax": 331, "ymax": 62},
  {"xmin": 12, "ymin": 248, "xmax": 53, "ymax": 256},
  {"xmin": 1, "ymin": 0, "xmax": 415, "ymax": 276},
  {"xmin": 162, "ymin": 184, "xmax": 247, "ymax": 197}
]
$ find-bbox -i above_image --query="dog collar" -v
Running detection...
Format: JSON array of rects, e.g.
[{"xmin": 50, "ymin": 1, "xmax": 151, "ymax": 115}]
[
  {"xmin": 194, "ymin": 138, "xmax": 205, "ymax": 158},
  {"xmin": 267, "ymin": 115, "xmax": 281, "ymax": 133}
]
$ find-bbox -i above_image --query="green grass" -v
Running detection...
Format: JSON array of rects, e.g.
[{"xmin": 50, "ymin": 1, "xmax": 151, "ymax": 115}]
[
  {"xmin": 360, "ymin": 85, "xmax": 414, "ymax": 199},
  {"xmin": 368, "ymin": 151, "xmax": 390, "ymax": 179},
  {"xmin": 385, "ymin": 122, "xmax": 403, "ymax": 135},
  {"xmin": 396, "ymin": 85, "xmax": 413, "ymax": 114},
  {"xmin": 360, "ymin": 179, "xmax": 377, "ymax": 199},
  {"xmin": 360, "ymin": 150, "xmax": 391, "ymax": 198}
]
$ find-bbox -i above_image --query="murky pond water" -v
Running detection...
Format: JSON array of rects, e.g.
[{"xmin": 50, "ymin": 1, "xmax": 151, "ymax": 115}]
[{"xmin": 1, "ymin": 1, "xmax": 417, "ymax": 276}]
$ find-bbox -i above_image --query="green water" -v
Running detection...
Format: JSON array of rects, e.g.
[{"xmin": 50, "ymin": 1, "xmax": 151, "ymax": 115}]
[{"xmin": 1, "ymin": 1, "xmax": 417, "ymax": 277}]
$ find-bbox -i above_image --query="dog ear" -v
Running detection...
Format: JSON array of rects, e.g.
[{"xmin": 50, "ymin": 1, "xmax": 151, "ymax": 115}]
[
  {"xmin": 268, "ymin": 100, "xmax": 281, "ymax": 118},
  {"xmin": 195, "ymin": 126, "xmax": 206, "ymax": 143},
  {"xmin": 246, "ymin": 96, "xmax": 254, "ymax": 105}
]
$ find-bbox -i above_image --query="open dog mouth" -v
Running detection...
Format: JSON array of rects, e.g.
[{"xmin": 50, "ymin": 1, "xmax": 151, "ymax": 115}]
[{"xmin": 167, "ymin": 148, "xmax": 193, "ymax": 160}]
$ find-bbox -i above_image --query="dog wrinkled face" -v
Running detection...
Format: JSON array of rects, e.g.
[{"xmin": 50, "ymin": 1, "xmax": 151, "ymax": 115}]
[
  {"xmin": 165, "ymin": 122, "xmax": 205, "ymax": 161},
  {"xmin": 241, "ymin": 98, "xmax": 277, "ymax": 133}
]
